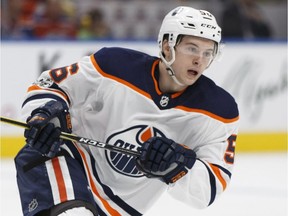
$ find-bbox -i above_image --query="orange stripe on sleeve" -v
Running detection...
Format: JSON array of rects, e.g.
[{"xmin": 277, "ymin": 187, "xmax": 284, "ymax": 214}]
[
  {"xmin": 90, "ymin": 54, "xmax": 152, "ymax": 100},
  {"xmin": 52, "ymin": 158, "xmax": 68, "ymax": 202},
  {"xmin": 175, "ymin": 106, "xmax": 239, "ymax": 123},
  {"xmin": 209, "ymin": 163, "xmax": 227, "ymax": 191},
  {"xmin": 27, "ymin": 84, "xmax": 70, "ymax": 103},
  {"xmin": 74, "ymin": 143, "xmax": 121, "ymax": 216}
]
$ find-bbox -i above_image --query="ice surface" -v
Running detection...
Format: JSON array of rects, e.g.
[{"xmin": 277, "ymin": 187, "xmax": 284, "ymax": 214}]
[{"xmin": 1, "ymin": 153, "xmax": 287, "ymax": 216}]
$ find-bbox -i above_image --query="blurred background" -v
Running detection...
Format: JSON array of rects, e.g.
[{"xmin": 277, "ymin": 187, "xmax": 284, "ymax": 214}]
[
  {"xmin": 1, "ymin": 0, "xmax": 287, "ymax": 40},
  {"xmin": 1, "ymin": 0, "xmax": 287, "ymax": 215}
]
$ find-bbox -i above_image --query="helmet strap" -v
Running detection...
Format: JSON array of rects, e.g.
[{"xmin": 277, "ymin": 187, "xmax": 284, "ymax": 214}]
[{"xmin": 159, "ymin": 47, "xmax": 185, "ymax": 87}]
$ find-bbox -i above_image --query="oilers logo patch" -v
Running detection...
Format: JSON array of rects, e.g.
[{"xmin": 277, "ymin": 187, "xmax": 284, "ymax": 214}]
[{"xmin": 105, "ymin": 125, "xmax": 165, "ymax": 177}]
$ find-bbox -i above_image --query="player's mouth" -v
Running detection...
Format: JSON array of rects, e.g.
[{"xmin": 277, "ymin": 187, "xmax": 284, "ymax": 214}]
[{"xmin": 187, "ymin": 69, "xmax": 199, "ymax": 76}]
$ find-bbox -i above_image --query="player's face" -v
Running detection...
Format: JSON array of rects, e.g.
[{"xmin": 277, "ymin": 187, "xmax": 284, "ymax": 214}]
[{"xmin": 172, "ymin": 36, "xmax": 216, "ymax": 86}]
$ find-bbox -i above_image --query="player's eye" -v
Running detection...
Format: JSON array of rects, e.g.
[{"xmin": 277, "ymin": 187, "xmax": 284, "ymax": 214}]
[
  {"xmin": 203, "ymin": 51, "xmax": 213, "ymax": 58},
  {"xmin": 177, "ymin": 45, "xmax": 199, "ymax": 56},
  {"xmin": 186, "ymin": 46, "xmax": 198, "ymax": 54}
]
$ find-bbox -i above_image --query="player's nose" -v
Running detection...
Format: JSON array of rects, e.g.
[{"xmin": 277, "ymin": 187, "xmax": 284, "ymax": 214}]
[{"xmin": 192, "ymin": 56, "xmax": 200, "ymax": 66}]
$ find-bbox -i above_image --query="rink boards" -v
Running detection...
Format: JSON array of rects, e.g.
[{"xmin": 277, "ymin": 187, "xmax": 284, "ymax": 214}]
[{"xmin": 1, "ymin": 41, "xmax": 287, "ymax": 157}]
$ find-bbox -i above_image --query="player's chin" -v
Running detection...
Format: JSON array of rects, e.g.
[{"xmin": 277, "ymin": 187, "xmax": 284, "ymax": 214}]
[{"xmin": 184, "ymin": 76, "xmax": 199, "ymax": 86}]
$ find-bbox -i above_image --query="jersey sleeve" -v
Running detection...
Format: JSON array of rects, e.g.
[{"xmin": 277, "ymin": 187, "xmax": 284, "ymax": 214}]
[
  {"xmin": 21, "ymin": 54, "xmax": 100, "ymax": 121},
  {"xmin": 21, "ymin": 47, "xmax": 155, "ymax": 121},
  {"xmin": 167, "ymin": 109, "xmax": 239, "ymax": 209}
]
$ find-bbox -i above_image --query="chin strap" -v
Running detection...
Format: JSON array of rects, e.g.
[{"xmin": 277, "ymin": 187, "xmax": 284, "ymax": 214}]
[
  {"xmin": 166, "ymin": 67, "xmax": 185, "ymax": 87},
  {"xmin": 159, "ymin": 49, "xmax": 185, "ymax": 87}
]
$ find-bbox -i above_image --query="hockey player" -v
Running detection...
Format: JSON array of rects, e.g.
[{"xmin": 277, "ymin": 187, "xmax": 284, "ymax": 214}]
[{"xmin": 15, "ymin": 6, "xmax": 239, "ymax": 216}]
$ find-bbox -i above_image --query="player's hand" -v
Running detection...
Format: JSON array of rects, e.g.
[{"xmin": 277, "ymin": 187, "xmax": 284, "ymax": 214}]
[
  {"xmin": 136, "ymin": 137, "xmax": 196, "ymax": 184},
  {"xmin": 24, "ymin": 100, "xmax": 72, "ymax": 158}
]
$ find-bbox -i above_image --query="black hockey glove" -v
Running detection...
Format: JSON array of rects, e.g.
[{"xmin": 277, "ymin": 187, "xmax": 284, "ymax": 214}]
[
  {"xmin": 24, "ymin": 100, "xmax": 72, "ymax": 158},
  {"xmin": 136, "ymin": 137, "xmax": 196, "ymax": 184}
]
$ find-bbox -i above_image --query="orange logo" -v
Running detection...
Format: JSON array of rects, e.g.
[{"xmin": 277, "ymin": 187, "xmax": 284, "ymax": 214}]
[
  {"xmin": 171, "ymin": 171, "xmax": 187, "ymax": 183},
  {"xmin": 29, "ymin": 116, "xmax": 46, "ymax": 122}
]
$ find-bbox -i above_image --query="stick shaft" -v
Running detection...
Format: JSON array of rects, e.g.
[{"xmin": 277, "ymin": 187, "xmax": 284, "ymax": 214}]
[{"xmin": 0, "ymin": 116, "xmax": 140, "ymax": 157}]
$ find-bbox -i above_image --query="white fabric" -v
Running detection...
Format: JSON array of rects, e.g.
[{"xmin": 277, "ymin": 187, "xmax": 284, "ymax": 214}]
[
  {"xmin": 57, "ymin": 207, "xmax": 94, "ymax": 216},
  {"xmin": 45, "ymin": 157, "xmax": 75, "ymax": 205},
  {"xmin": 21, "ymin": 47, "xmax": 239, "ymax": 215}
]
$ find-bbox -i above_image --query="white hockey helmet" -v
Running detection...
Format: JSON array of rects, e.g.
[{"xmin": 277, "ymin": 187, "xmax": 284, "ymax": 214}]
[{"xmin": 158, "ymin": 6, "xmax": 222, "ymax": 54}]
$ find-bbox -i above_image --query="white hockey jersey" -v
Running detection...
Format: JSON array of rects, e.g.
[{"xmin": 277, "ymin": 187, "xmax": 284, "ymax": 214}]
[{"xmin": 21, "ymin": 47, "xmax": 239, "ymax": 215}]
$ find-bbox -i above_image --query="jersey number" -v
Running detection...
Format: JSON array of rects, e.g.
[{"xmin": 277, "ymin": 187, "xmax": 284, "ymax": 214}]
[
  {"xmin": 49, "ymin": 63, "xmax": 79, "ymax": 84},
  {"xmin": 224, "ymin": 134, "xmax": 237, "ymax": 164}
]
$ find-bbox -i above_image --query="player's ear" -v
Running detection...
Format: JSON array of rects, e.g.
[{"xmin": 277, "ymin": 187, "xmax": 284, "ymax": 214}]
[{"xmin": 162, "ymin": 40, "xmax": 171, "ymax": 60}]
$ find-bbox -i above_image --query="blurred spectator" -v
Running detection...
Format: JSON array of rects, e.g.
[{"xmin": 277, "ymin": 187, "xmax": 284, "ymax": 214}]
[
  {"xmin": 2, "ymin": 0, "xmax": 283, "ymax": 41},
  {"xmin": 221, "ymin": 0, "xmax": 272, "ymax": 39},
  {"xmin": 110, "ymin": 5, "xmax": 130, "ymax": 39},
  {"xmin": 1, "ymin": 0, "xmax": 77, "ymax": 40},
  {"xmin": 14, "ymin": 0, "xmax": 38, "ymax": 37},
  {"xmin": 32, "ymin": 0, "xmax": 77, "ymax": 39},
  {"xmin": 1, "ymin": 0, "xmax": 37, "ymax": 39},
  {"xmin": 77, "ymin": 8, "xmax": 111, "ymax": 39}
]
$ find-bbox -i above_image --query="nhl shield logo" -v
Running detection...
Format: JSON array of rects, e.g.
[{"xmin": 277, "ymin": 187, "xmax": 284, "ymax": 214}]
[
  {"xmin": 160, "ymin": 95, "xmax": 169, "ymax": 107},
  {"xmin": 105, "ymin": 125, "xmax": 166, "ymax": 177},
  {"xmin": 28, "ymin": 198, "xmax": 38, "ymax": 212}
]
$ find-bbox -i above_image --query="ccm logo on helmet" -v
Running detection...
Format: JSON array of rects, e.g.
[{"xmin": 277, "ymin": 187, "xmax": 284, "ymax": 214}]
[{"xmin": 201, "ymin": 23, "xmax": 217, "ymax": 29}]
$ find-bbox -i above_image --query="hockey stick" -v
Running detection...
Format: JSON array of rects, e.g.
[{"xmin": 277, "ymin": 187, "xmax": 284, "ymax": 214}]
[{"xmin": 0, "ymin": 116, "xmax": 141, "ymax": 157}]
